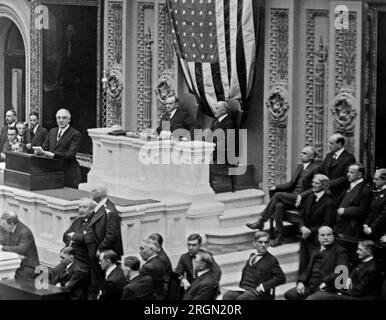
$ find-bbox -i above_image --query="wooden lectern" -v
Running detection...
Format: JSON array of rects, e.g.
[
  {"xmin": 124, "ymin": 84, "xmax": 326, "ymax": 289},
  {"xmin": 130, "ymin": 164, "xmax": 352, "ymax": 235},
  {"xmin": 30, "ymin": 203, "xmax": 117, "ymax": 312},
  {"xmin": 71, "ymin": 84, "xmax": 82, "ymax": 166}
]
[{"xmin": 3, "ymin": 152, "xmax": 64, "ymax": 191}]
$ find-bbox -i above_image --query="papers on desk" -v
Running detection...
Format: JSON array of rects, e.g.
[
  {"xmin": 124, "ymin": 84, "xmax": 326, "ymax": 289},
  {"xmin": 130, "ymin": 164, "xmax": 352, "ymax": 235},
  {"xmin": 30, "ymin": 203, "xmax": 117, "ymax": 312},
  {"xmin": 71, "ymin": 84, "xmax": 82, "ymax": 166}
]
[
  {"xmin": 32, "ymin": 146, "xmax": 44, "ymax": 154},
  {"xmin": 0, "ymin": 251, "xmax": 21, "ymax": 261}
]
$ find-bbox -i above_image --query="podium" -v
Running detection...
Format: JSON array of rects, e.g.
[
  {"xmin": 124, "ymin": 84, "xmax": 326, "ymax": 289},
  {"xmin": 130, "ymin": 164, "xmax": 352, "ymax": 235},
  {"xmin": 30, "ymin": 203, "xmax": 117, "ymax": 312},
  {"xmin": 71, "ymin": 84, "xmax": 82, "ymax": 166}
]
[{"xmin": 3, "ymin": 152, "xmax": 64, "ymax": 191}]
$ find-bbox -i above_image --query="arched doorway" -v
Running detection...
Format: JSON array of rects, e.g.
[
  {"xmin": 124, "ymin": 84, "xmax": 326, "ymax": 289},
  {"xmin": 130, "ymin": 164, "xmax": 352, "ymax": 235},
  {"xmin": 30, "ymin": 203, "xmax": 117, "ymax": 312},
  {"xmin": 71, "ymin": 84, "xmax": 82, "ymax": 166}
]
[{"xmin": 0, "ymin": 18, "xmax": 25, "ymax": 122}]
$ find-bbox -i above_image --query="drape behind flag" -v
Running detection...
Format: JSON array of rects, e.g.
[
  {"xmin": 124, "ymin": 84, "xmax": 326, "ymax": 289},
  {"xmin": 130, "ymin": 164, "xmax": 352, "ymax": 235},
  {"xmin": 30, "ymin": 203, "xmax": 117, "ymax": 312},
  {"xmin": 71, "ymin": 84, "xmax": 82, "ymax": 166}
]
[{"xmin": 166, "ymin": 0, "xmax": 262, "ymax": 117}]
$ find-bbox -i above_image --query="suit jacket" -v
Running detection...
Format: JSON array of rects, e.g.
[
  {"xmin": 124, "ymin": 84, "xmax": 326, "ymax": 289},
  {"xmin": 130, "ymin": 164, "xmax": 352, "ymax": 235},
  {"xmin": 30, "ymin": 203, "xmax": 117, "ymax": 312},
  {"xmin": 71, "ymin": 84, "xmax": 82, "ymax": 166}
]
[
  {"xmin": 299, "ymin": 243, "xmax": 349, "ymax": 291},
  {"xmin": 365, "ymin": 189, "xmax": 386, "ymax": 239},
  {"xmin": 318, "ymin": 150, "xmax": 356, "ymax": 201},
  {"xmin": 99, "ymin": 266, "xmax": 126, "ymax": 300},
  {"xmin": 335, "ymin": 182, "xmax": 372, "ymax": 239},
  {"xmin": 239, "ymin": 252, "xmax": 286, "ymax": 299},
  {"xmin": 121, "ymin": 274, "xmax": 154, "ymax": 300},
  {"xmin": 276, "ymin": 161, "xmax": 320, "ymax": 197},
  {"xmin": 210, "ymin": 114, "xmax": 237, "ymax": 163},
  {"xmin": 140, "ymin": 255, "xmax": 166, "ymax": 300},
  {"xmin": 182, "ymin": 270, "xmax": 219, "ymax": 300},
  {"xmin": 27, "ymin": 125, "xmax": 48, "ymax": 148},
  {"xmin": 42, "ymin": 126, "xmax": 81, "ymax": 188},
  {"xmin": 50, "ymin": 261, "xmax": 87, "ymax": 300},
  {"xmin": 158, "ymin": 248, "xmax": 173, "ymax": 292},
  {"xmin": 0, "ymin": 122, "xmax": 16, "ymax": 150},
  {"xmin": 63, "ymin": 215, "xmax": 92, "ymax": 271},
  {"xmin": 341, "ymin": 258, "xmax": 379, "ymax": 299},
  {"xmin": 175, "ymin": 252, "xmax": 222, "ymax": 284},
  {"xmin": 156, "ymin": 109, "xmax": 201, "ymax": 137},
  {"xmin": 0, "ymin": 221, "xmax": 39, "ymax": 271},
  {"xmin": 299, "ymin": 192, "xmax": 337, "ymax": 246}
]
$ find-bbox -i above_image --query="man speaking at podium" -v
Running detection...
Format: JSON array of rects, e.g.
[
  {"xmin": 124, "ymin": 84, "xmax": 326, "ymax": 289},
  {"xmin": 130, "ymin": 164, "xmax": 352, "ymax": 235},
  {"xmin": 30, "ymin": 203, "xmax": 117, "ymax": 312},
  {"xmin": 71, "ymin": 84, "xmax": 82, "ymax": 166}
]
[{"xmin": 36, "ymin": 108, "xmax": 82, "ymax": 189}]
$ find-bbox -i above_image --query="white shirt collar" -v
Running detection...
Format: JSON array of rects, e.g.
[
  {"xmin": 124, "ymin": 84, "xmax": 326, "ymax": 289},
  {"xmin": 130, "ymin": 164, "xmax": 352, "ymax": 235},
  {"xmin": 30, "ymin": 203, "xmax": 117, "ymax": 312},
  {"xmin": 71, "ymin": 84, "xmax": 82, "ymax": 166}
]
[
  {"xmin": 94, "ymin": 197, "xmax": 108, "ymax": 213},
  {"xmin": 303, "ymin": 162, "xmax": 311, "ymax": 170},
  {"xmin": 33, "ymin": 124, "xmax": 39, "ymax": 134},
  {"xmin": 197, "ymin": 269, "xmax": 210, "ymax": 277},
  {"xmin": 145, "ymin": 253, "xmax": 158, "ymax": 263},
  {"xmin": 170, "ymin": 109, "xmax": 177, "ymax": 119},
  {"xmin": 380, "ymin": 184, "xmax": 386, "ymax": 191},
  {"xmin": 9, "ymin": 121, "xmax": 16, "ymax": 128},
  {"xmin": 11, "ymin": 225, "xmax": 17, "ymax": 233},
  {"xmin": 362, "ymin": 256, "xmax": 373, "ymax": 263},
  {"xmin": 350, "ymin": 178, "xmax": 363, "ymax": 190},
  {"xmin": 218, "ymin": 114, "xmax": 228, "ymax": 123},
  {"xmin": 314, "ymin": 190, "xmax": 325, "ymax": 202},
  {"xmin": 58, "ymin": 124, "xmax": 70, "ymax": 135},
  {"xmin": 130, "ymin": 273, "xmax": 140, "ymax": 281},
  {"xmin": 66, "ymin": 262, "xmax": 73, "ymax": 271},
  {"xmin": 334, "ymin": 148, "xmax": 345, "ymax": 159},
  {"xmin": 105, "ymin": 264, "xmax": 117, "ymax": 279}
]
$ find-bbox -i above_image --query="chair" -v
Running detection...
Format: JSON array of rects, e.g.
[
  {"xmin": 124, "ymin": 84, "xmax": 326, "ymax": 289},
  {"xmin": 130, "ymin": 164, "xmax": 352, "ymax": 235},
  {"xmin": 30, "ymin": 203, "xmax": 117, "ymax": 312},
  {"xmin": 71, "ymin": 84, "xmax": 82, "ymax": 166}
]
[
  {"xmin": 180, "ymin": 93, "xmax": 199, "ymax": 120},
  {"xmin": 166, "ymin": 271, "xmax": 182, "ymax": 300}
]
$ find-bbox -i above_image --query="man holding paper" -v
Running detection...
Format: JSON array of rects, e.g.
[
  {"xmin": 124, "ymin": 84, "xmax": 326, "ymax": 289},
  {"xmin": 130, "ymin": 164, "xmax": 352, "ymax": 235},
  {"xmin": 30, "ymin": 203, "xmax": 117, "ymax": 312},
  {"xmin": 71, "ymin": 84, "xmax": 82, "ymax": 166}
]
[{"xmin": 36, "ymin": 108, "xmax": 82, "ymax": 188}]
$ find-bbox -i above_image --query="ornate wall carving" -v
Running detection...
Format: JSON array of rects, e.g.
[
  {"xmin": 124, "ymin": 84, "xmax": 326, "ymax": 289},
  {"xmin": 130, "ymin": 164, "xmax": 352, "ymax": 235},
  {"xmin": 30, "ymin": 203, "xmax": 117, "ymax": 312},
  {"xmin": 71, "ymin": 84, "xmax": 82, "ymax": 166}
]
[
  {"xmin": 267, "ymin": 8, "xmax": 289, "ymax": 186},
  {"xmin": 105, "ymin": 1, "xmax": 123, "ymax": 127},
  {"xmin": 333, "ymin": 12, "xmax": 358, "ymax": 153},
  {"xmin": 305, "ymin": 10, "xmax": 329, "ymax": 159}
]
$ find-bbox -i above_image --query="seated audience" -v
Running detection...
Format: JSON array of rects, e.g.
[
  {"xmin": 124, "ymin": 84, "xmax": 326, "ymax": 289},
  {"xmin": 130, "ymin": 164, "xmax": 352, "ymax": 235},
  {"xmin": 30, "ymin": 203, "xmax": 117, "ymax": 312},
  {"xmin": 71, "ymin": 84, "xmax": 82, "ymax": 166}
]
[
  {"xmin": 247, "ymin": 147, "xmax": 319, "ymax": 247},
  {"xmin": 147, "ymin": 233, "xmax": 172, "ymax": 294},
  {"xmin": 175, "ymin": 233, "xmax": 222, "ymax": 292},
  {"xmin": 284, "ymin": 226, "xmax": 349, "ymax": 300},
  {"xmin": 334, "ymin": 164, "xmax": 371, "ymax": 264},
  {"xmin": 1, "ymin": 127, "xmax": 24, "ymax": 161},
  {"xmin": 0, "ymin": 211, "xmax": 39, "ymax": 281},
  {"xmin": 98, "ymin": 250, "xmax": 126, "ymax": 300},
  {"xmin": 363, "ymin": 169, "xmax": 386, "ymax": 241},
  {"xmin": 297, "ymin": 174, "xmax": 337, "ymax": 275},
  {"xmin": 121, "ymin": 256, "xmax": 154, "ymax": 300},
  {"xmin": 182, "ymin": 250, "xmax": 220, "ymax": 300},
  {"xmin": 223, "ymin": 231, "xmax": 286, "ymax": 300},
  {"xmin": 50, "ymin": 247, "xmax": 87, "ymax": 300},
  {"xmin": 308, "ymin": 240, "xmax": 380, "ymax": 300},
  {"xmin": 139, "ymin": 239, "xmax": 166, "ymax": 300}
]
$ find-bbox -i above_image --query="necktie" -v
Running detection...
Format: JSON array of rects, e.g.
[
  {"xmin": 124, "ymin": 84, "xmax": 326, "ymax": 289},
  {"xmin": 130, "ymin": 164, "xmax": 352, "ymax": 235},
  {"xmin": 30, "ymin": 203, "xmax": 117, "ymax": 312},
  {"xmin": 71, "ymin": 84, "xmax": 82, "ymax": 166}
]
[
  {"xmin": 57, "ymin": 130, "xmax": 62, "ymax": 141},
  {"xmin": 166, "ymin": 112, "xmax": 171, "ymax": 120},
  {"xmin": 333, "ymin": 153, "xmax": 338, "ymax": 160}
]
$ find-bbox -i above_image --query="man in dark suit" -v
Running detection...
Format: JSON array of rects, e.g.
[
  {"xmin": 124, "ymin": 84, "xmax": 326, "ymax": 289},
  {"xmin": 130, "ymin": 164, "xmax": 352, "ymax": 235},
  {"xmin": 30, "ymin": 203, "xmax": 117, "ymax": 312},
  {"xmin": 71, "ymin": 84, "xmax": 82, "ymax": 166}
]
[
  {"xmin": 90, "ymin": 183, "xmax": 123, "ymax": 259},
  {"xmin": 38, "ymin": 108, "xmax": 81, "ymax": 188},
  {"xmin": 223, "ymin": 231, "xmax": 286, "ymax": 300},
  {"xmin": 121, "ymin": 256, "xmax": 154, "ymax": 300},
  {"xmin": 0, "ymin": 211, "xmax": 39, "ymax": 281},
  {"xmin": 284, "ymin": 226, "xmax": 349, "ymax": 300},
  {"xmin": 175, "ymin": 233, "xmax": 222, "ymax": 292},
  {"xmin": 335, "ymin": 164, "xmax": 372, "ymax": 264},
  {"xmin": 308, "ymin": 240, "xmax": 380, "ymax": 300},
  {"xmin": 98, "ymin": 250, "xmax": 126, "ymax": 300},
  {"xmin": 156, "ymin": 95, "xmax": 201, "ymax": 140},
  {"xmin": 147, "ymin": 233, "xmax": 172, "ymax": 294},
  {"xmin": 363, "ymin": 168, "xmax": 386, "ymax": 241},
  {"xmin": 317, "ymin": 133, "xmax": 356, "ymax": 202},
  {"xmin": 25, "ymin": 111, "xmax": 48, "ymax": 152},
  {"xmin": 50, "ymin": 247, "xmax": 87, "ymax": 300},
  {"xmin": 297, "ymin": 174, "xmax": 337, "ymax": 275},
  {"xmin": 0, "ymin": 127, "xmax": 24, "ymax": 161},
  {"xmin": 182, "ymin": 250, "xmax": 220, "ymax": 300},
  {"xmin": 139, "ymin": 239, "xmax": 167, "ymax": 300},
  {"xmin": 16, "ymin": 122, "xmax": 28, "ymax": 145},
  {"xmin": 0, "ymin": 108, "xmax": 17, "ymax": 151},
  {"xmin": 247, "ymin": 146, "xmax": 320, "ymax": 245}
]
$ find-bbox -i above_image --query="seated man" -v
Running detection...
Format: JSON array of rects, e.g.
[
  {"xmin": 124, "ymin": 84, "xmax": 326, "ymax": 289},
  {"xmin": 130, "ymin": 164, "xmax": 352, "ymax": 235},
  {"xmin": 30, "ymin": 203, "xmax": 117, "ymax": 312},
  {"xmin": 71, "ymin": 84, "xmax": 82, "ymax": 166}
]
[
  {"xmin": 363, "ymin": 169, "xmax": 386, "ymax": 241},
  {"xmin": 0, "ymin": 108, "xmax": 17, "ymax": 151},
  {"xmin": 334, "ymin": 163, "xmax": 371, "ymax": 263},
  {"xmin": 147, "ymin": 233, "xmax": 172, "ymax": 294},
  {"xmin": 121, "ymin": 256, "xmax": 154, "ymax": 300},
  {"xmin": 16, "ymin": 122, "xmax": 28, "ymax": 144},
  {"xmin": 0, "ymin": 211, "xmax": 39, "ymax": 281},
  {"xmin": 298, "ymin": 174, "xmax": 337, "ymax": 275},
  {"xmin": 98, "ymin": 250, "xmax": 126, "ymax": 300},
  {"xmin": 0, "ymin": 127, "xmax": 24, "ymax": 161},
  {"xmin": 156, "ymin": 95, "xmax": 201, "ymax": 140},
  {"xmin": 246, "ymin": 146, "xmax": 319, "ymax": 245},
  {"xmin": 175, "ymin": 233, "xmax": 221, "ymax": 292},
  {"xmin": 139, "ymin": 239, "xmax": 166, "ymax": 300},
  {"xmin": 284, "ymin": 226, "xmax": 349, "ymax": 300},
  {"xmin": 182, "ymin": 250, "xmax": 220, "ymax": 300},
  {"xmin": 223, "ymin": 231, "xmax": 286, "ymax": 300},
  {"xmin": 309, "ymin": 240, "xmax": 380, "ymax": 300},
  {"xmin": 50, "ymin": 247, "xmax": 87, "ymax": 300}
]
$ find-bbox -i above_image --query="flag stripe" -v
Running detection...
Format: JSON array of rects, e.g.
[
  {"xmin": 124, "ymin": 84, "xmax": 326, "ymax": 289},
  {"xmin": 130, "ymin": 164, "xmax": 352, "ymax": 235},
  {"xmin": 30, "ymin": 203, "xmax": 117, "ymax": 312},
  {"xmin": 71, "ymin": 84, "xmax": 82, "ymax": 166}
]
[
  {"xmin": 187, "ymin": 61, "xmax": 201, "ymax": 97},
  {"xmin": 180, "ymin": 58, "xmax": 195, "ymax": 93},
  {"xmin": 236, "ymin": 0, "xmax": 247, "ymax": 102},
  {"xmin": 202, "ymin": 63, "xmax": 219, "ymax": 108},
  {"xmin": 195, "ymin": 63, "xmax": 212, "ymax": 115},
  {"xmin": 216, "ymin": 0, "xmax": 230, "ymax": 99},
  {"xmin": 223, "ymin": 0, "xmax": 231, "ymax": 85},
  {"xmin": 242, "ymin": 0, "xmax": 256, "ymax": 96},
  {"xmin": 229, "ymin": 0, "xmax": 241, "ymax": 99},
  {"xmin": 211, "ymin": 63, "xmax": 226, "ymax": 101}
]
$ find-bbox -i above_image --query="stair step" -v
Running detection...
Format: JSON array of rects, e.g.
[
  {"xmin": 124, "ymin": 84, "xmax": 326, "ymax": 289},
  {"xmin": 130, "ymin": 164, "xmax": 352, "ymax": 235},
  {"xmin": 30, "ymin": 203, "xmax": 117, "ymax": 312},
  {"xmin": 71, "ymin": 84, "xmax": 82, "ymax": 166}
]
[
  {"xmin": 215, "ymin": 189, "xmax": 264, "ymax": 210},
  {"xmin": 219, "ymin": 205, "xmax": 266, "ymax": 228}
]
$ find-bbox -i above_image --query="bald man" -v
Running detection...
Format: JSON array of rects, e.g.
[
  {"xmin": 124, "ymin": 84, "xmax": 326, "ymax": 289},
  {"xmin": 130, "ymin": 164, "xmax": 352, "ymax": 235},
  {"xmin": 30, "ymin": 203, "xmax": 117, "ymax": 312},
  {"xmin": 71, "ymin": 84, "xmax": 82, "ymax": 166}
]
[
  {"xmin": 39, "ymin": 108, "xmax": 82, "ymax": 188},
  {"xmin": 317, "ymin": 133, "xmax": 356, "ymax": 202},
  {"xmin": 247, "ymin": 146, "xmax": 320, "ymax": 245}
]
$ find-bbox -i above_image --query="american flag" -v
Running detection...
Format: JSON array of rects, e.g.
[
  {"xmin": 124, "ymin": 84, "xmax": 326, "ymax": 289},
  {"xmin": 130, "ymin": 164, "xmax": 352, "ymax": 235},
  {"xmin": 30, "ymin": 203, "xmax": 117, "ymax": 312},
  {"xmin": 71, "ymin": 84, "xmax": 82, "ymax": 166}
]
[{"xmin": 167, "ymin": 0, "xmax": 261, "ymax": 116}]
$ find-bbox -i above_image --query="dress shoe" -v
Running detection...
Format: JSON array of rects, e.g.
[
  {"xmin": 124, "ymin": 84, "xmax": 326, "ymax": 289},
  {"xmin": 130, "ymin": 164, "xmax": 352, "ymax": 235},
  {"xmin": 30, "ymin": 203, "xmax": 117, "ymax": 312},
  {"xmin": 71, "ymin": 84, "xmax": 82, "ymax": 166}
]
[{"xmin": 246, "ymin": 219, "xmax": 264, "ymax": 230}]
